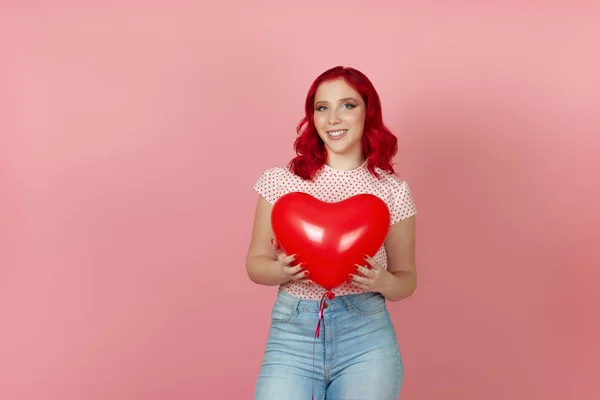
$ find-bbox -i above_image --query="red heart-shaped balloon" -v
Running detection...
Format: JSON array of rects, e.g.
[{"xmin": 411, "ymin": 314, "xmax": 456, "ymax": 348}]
[{"xmin": 271, "ymin": 192, "xmax": 390, "ymax": 291}]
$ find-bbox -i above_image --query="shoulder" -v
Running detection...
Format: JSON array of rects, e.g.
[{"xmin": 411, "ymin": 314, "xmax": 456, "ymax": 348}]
[
  {"xmin": 257, "ymin": 166, "xmax": 285, "ymax": 178},
  {"xmin": 255, "ymin": 165, "xmax": 297, "ymax": 182},
  {"xmin": 374, "ymin": 168, "xmax": 412, "ymax": 192},
  {"xmin": 253, "ymin": 166, "xmax": 297, "ymax": 204},
  {"xmin": 373, "ymin": 168, "xmax": 417, "ymax": 223}
]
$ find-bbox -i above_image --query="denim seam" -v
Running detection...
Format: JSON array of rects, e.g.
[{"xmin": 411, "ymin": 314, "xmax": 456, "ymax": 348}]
[
  {"xmin": 324, "ymin": 311, "xmax": 337, "ymax": 385},
  {"xmin": 387, "ymin": 310, "xmax": 404, "ymax": 392},
  {"xmin": 271, "ymin": 298, "xmax": 300, "ymax": 323},
  {"xmin": 333, "ymin": 311, "xmax": 338, "ymax": 372},
  {"xmin": 341, "ymin": 295, "xmax": 385, "ymax": 316}
]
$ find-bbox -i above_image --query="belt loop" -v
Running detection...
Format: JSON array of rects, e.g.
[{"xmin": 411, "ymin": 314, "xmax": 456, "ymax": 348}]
[
  {"xmin": 277, "ymin": 290, "xmax": 301, "ymax": 314},
  {"xmin": 292, "ymin": 298, "xmax": 301, "ymax": 315},
  {"xmin": 340, "ymin": 296, "xmax": 353, "ymax": 312}
]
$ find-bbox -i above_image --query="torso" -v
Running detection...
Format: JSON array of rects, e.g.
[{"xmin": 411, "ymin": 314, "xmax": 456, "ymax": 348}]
[{"xmin": 254, "ymin": 161, "xmax": 416, "ymax": 300}]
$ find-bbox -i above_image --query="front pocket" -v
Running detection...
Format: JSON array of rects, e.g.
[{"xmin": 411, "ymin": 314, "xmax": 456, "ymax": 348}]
[
  {"xmin": 350, "ymin": 293, "xmax": 387, "ymax": 316},
  {"xmin": 270, "ymin": 302, "xmax": 295, "ymax": 323}
]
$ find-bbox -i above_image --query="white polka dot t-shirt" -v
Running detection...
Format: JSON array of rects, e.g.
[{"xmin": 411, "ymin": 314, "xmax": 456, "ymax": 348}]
[{"xmin": 253, "ymin": 160, "xmax": 417, "ymax": 300}]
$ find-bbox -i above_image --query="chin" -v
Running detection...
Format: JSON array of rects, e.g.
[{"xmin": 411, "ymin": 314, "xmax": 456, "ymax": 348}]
[
  {"xmin": 327, "ymin": 142, "xmax": 358, "ymax": 155},
  {"xmin": 318, "ymin": 131, "xmax": 361, "ymax": 154}
]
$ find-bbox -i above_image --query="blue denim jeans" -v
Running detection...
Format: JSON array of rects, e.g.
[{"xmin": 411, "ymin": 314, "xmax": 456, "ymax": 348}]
[{"xmin": 254, "ymin": 290, "xmax": 403, "ymax": 400}]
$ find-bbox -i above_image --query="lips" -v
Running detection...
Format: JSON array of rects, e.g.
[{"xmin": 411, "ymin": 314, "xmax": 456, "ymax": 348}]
[{"xmin": 327, "ymin": 129, "xmax": 347, "ymax": 139}]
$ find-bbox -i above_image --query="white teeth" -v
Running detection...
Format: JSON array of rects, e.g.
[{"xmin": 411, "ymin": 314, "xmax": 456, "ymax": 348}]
[{"xmin": 328, "ymin": 130, "xmax": 347, "ymax": 137}]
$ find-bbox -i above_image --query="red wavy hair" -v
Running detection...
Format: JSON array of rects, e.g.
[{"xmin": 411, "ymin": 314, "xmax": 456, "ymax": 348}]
[{"xmin": 288, "ymin": 66, "xmax": 398, "ymax": 181}]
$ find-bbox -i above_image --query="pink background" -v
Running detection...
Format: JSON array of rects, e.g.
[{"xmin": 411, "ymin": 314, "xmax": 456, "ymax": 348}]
[{"xmin": 2, "ymin": 1, "xmax": 599, "ymax": 399}]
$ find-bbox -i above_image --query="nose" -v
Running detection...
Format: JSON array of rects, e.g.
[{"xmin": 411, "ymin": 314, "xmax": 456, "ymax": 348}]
[{"xmin": 328, "ymin": 109, "xmax": 341, "ymax": 125}]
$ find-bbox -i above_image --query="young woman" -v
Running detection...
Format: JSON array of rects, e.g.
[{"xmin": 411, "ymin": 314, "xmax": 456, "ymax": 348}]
[{"xmin": 246, "ymin": 66, "xmax": 417, "ymax": 400}]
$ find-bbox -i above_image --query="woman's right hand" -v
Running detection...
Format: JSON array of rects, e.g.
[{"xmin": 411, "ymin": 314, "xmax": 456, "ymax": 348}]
[{"xmin": 271, "ymin": 239, "xmax": 311, "ymax": 284}]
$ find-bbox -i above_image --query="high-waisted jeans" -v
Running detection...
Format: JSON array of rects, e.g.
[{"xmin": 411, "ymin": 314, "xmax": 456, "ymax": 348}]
[{"xmin": 254, "ymin": 290, "xmax": 403, "ymax": 400}]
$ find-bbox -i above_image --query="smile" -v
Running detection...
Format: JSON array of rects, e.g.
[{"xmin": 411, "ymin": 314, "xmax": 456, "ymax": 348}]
[{"xmin": 327, "ymin": 129, "xmax": 347, "ymax": 139}]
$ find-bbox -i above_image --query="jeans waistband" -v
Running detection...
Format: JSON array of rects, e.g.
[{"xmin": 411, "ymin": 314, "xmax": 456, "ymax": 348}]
[{"xmin": 274, "ymin": 289, "xmax": 385, "ymax": 313}]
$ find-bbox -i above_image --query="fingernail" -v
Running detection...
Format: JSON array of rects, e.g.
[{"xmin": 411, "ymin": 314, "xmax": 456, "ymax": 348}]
[
  {"xmin": 367, "ymin": 265, "xmax": 372, "ymax": 270},
  {"xmin": 304, "ymin": 271, "xmax": 310, "ymax": 277}
]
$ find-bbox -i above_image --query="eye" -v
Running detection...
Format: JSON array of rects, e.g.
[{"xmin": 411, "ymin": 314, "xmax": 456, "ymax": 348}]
[
  {"xmin": 342, "ymin": 103, "xmax": 356, "ymax": 109},
  {"xmin": 315, "ymin": 105, "xmax": 327, "ymax": 111}
]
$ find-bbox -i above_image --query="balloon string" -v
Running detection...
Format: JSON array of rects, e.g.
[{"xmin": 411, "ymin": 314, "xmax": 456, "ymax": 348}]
[{"xmin": 312, "ymin": 290, "xmax": 335, "ymax": 400}]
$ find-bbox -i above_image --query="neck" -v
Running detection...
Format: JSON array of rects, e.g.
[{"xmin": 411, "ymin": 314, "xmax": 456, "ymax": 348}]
[{"xmin": 325, "ymin": 150, "xmax": 365, "ymax": 171}]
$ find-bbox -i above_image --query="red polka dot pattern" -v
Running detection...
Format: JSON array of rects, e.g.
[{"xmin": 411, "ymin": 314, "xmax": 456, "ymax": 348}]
[{"xmin": 253, "ymin": 161, "xmax": 417, "ymax": 300}]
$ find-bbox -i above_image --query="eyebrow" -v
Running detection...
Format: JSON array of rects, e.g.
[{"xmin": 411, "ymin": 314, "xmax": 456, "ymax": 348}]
[{"xmin": 314, "ymin": 97, "xmax": 358, "ymax": 104}]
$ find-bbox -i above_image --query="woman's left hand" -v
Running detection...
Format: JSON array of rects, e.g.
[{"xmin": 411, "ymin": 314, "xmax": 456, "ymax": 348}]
[{"xmin": 348, "ymin": 254, "xmax": 393, "ymax": 293}]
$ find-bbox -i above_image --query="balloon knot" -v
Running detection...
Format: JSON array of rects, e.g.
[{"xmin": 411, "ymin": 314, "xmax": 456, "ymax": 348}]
[{"xmin": 325, "ymin": 291, "xmax": 335, "ymax": 301}]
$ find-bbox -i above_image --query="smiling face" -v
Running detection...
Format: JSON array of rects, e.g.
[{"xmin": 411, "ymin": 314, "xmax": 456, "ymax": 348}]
[{"xmin": 312, "ymin": 78, "xmax": 366, "ymax": 162}]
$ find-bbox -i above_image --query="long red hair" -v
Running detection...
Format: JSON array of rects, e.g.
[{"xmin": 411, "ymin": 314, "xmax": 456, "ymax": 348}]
[{"xmin": 288, "ymin": 66, "xmax": 398, "ymax": 180}]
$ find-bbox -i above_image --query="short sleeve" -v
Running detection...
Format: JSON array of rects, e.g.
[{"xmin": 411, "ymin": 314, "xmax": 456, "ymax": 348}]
[
  {"xmin": 253, "ymin": 167, "xmax": 283, "ymax": 204},
  {"xmin": 390, "ymin": 180, "xmax": 417, "ymax": 224}
]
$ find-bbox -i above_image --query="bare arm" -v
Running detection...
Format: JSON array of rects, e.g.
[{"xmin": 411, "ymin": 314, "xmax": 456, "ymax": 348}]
[
  {"xmin": 245, "ymin": 195, "xmax": 307, "ymax": 286},
  {"xmin": 344, "ymin": 213, "xmax": 418, "ymax": 301},
  {"xmin": 379, "ymin": 215, "xmax": 417, "ymax": 301}
]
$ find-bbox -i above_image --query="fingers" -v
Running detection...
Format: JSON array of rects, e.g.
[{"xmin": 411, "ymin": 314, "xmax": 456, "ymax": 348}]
[
  {"xmin": 277, "ymin": 253, "xmax": 296, "ymax": 267},
  {"xmin": 273, "ymin": 247, "xmax": 311, "ymax": 283},
  {"xmin": 349, "ymin": 262, "xmax": 376, "ymax": 290},
  {"xmin": 348, "ymin": 273, "xmax": 371, "ymax": 290},
  {"xmin": 291, "ymin": 269, "xmax": 310, "ymax": 281},
  {"xmin": 295, "ymin": 266, "xmax": 312, "ymax": 284},
  {"xmin": 356, "ymin": 264, "xmax": 373, "ymax": 277},
  {"xmin": 363, "ymin": 254, "xmax": 381, "ymax": 270},
  {"xmin": 271, "ymin": 239, "xmax": 296, "ymax": 266},
  {"xmin": 270, "ymin": 241, "xmax": 313, "ymax": 285},
  {"xmin": 282, "ymin": 263, "xmax": 310, "ymax": 282},
  {"xmin": 350, "ymin": 273, "xmax": 369, "ymax": 285},
  {"xmin": 277, "ymin": 252, "xmax": 298, "ymax": 267},
  {"xmin": 350, "ymin": 280, "xmax": 369, "ymax": 290},
  {"xmin": 283, "ymin": 262, "xmax": 303, "ymax": 275}
]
